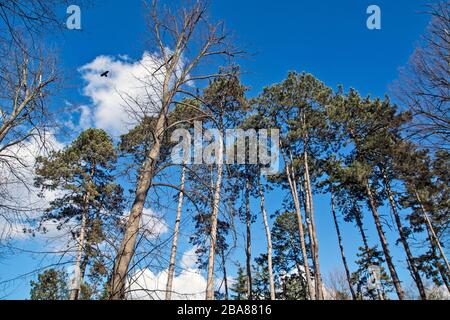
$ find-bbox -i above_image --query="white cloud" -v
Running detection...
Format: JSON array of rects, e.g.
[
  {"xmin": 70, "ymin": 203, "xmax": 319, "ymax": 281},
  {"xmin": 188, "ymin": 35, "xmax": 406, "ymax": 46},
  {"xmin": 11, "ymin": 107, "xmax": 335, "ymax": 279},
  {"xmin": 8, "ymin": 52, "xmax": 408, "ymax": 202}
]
[
  {"xmin": 79, "ymin": 52, "xmax": 166, "ymax": 136},
  {"xmin": 141, "ymin": 208, "xmax": 169, "ymax": 238},
  {"xmin": 78, "ymin": 105, "xmax": 93, "ymax": 130},
  {"xmin": 0, "ymin": 133, "xmax": 65, "ymax": 241},
  {"xmin": 117, "ymin": 207, "xmax": 169, "ymax": 242},
  {"xmin": 180, "ymin": 245, "xmax": 199, "ymax": 269},
  {"xmin": 128, "ymin": 247, "xmax": 207, "ymax": 300},
  {"xmin": 128, "ymin": 268, "xmax": 207, "ymax": 300}
]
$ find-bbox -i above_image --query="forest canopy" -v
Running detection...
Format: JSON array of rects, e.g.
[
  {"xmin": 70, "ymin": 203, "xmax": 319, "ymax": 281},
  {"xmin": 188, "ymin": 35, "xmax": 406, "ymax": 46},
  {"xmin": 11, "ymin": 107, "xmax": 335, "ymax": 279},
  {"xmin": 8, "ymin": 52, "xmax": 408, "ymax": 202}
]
[{"xmin": 0, "ymin": 0, "xmax": 448, "ymax": 302}]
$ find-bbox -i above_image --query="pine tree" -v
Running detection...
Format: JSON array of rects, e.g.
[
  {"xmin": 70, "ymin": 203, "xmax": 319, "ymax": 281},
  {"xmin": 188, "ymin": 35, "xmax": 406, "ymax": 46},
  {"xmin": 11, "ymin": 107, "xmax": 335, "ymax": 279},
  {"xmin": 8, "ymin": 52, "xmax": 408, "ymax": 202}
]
[
  {"xmin": 30, "ymin": 269, "xmax": 69, "ymax": 300},
  {"xmin": 231, "ymin": 265, "xmax": 248, "ymax": 300},
  {"xmin": 397, "ymin": 145, "xmax": 450, "ymax": 291},
  {"xmin": 331, "ymin": 90, "xmax": 407, "ymax": 299},
  {"xmin": 255, "ymin": 72, "xmax": 333, "ymax": 299},
  {"xmin": 239, "ymin": 113, "xmax": 277, "ymax": 300},
  {"xmin": 271, "ymin": 211, "xmax": 310, "ymax": 300},
  {"xmin": 35, "ymin": 129, "xmax": 124, "ymax": 300},
  {"xmin": 200, "ymin": 68, "xmax": 247, "ymax": 299},
  {"xmin": 252, "ymin": 254, "xmax": 272, "ymax": 300}
]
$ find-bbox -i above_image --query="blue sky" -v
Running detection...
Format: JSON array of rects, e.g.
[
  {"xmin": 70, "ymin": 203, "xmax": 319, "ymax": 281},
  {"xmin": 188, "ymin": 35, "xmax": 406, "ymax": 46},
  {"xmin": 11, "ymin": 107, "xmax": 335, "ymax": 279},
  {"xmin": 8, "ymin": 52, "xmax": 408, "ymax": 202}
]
[{"xmin": 0, "ymin": 0, "xmax": 436, "ymax": 299}]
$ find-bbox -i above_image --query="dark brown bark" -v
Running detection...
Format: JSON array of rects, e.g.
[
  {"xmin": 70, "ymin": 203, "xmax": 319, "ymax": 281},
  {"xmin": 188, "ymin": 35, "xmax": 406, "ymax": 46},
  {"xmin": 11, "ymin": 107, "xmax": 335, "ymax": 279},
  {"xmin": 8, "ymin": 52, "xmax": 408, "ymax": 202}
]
[
  {"xmin": 331, "ymin": 191, "xmax": 357, "ymax": 300},
  {"xmin": 221, "ymin": 249, "xmax": 229, "ymax": 300},
  {"xmin": 382, "ymin": 176, "xmax": 427, "ymax": 299},
  {"xmin": 417, "ymin": 192, "xmax": 450, "ymax": 292},
  {"xmin": 427, "ymin": 226, "xmax": 450, "ymax": 292},
  {"xmin": 415, "ymin": 192, "xmax": 450, "ymax": 274},
  {"xmin": 354, "ymin": 206, "xmax": 370, "ymax": 253},
  {"xmin": 365, "ymin": 182, "xmax": 405, "ymax": 300}
]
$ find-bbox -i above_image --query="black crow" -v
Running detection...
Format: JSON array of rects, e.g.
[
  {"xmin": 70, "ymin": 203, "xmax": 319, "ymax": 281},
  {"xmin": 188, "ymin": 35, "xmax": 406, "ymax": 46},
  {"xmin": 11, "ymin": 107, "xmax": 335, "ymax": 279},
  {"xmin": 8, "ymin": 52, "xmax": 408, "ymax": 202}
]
[{"xmin": 100, "ymin": 71, "xmax": 109, "ymax": 77}]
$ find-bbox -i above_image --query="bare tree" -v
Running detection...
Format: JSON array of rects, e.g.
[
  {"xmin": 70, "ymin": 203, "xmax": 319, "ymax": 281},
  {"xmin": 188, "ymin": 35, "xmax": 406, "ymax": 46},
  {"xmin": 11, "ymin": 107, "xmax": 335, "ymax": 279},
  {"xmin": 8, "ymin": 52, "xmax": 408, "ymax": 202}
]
[
  {"xmin": 0, "ymin": 47, "xmax": 57, "ymax": 241},
  {"xmin": 394, "ymin": 2, "xmax": 450, "ymax": 150},
  {"xmin": 0, "ymin": 0, "xmax": 75, "ymax": 56},
  {"xmin": 324, "ymin": 269, "xmax": 353, "ymax": 300},
  {"xmin": 0, "ymin": 0, "xmax": 75, "ymax": 246},
  {"xmin": 109, "ymin": 0, "xmax": 239, "ymax": 300}
]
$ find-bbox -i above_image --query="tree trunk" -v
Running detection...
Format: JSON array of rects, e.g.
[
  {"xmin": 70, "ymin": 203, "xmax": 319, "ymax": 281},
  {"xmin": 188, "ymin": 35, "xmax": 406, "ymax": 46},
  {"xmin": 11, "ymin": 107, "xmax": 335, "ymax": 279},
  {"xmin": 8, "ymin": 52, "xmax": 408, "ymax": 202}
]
[
  {"xmin": 301, "ymin": 178, "xmax": 316, "ymax": 292},
  {"xmin": 415, "ymin": 191, "xmax": 450, "ymax": 274},
  {"xmin": 221, "ymin": 249, "xmax": 229, "ymax": 300},
  {"xmin": 382, "ymin": 177, "xmax": 427, "ymax": 299},
  {"xmin": 258, "ymin": 173, "xmax": 276, "ymax": 300},
  {"xmin": 165, "ymin": 164, "xmax": 186, "ymax": 300},
  {"xmin": 331, "ymin": 191, "xmax": 356, "ymax": 300},
  {"xmin": 70, "ymin": 164, "xmax": 96, "ymax": 301},
  {"xmin": 245, "ymin": 176, "xmax": 253, "ymax": 300},
  {"xmin": 285, "ymin": 162, "xmax": 315, "ymax": 299},
  {"xmin": 354, "ymin": 206, "xmax": 370, "ymax": 253},
  {"xmin": 353, "ymin": 207, "xmax": 369, "ymax": 302},
  {"xmin": 303, "ymin": 150, "xmax": 323, "ymax": 299},
  {"xmin": 70, "ymin": 203, "xmax": 88, "ymax": 300},
  {"xmin": 365, "ymin": 182, "xmax": 405, "ymax": 300},
  {"xmin": 205, "ymin": 142, "xmax": 224, "ymax": 300},
  {"xmin": 424, "ymin": 219, "xmax": 450, "ymax": 292},
  {"xmin": 110, "ymin": 110, "xmax": 166, "ymax": 299}
]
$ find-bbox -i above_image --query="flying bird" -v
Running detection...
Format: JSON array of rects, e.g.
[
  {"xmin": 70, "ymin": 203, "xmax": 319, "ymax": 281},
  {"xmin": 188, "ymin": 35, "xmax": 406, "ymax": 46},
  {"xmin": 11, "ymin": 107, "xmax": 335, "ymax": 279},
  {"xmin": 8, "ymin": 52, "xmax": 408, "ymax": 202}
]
[{"xmin": 100, "ymin": 71, "xmax": 109, "ymax": 77}]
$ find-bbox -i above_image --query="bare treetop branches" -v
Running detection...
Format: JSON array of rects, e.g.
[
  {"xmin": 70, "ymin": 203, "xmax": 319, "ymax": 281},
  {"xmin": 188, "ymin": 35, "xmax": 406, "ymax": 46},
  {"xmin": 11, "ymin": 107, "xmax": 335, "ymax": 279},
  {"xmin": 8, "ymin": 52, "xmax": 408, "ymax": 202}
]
[
  {"xmin": 110, "ymin": 0, "xmax": 242, "ymax": 300},
  {"xmin": 394, "ymin": 2, "xmax": 450, "ymax": 150}
]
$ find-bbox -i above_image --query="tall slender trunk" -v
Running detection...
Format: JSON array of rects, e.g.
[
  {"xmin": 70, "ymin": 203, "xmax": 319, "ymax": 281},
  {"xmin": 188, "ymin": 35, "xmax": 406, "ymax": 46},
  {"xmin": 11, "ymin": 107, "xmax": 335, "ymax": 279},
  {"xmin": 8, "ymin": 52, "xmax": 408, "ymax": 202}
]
[
  {"xmin": 365, "ymin": 182, "xmax": 405, "ymax": 300},
  {"xmin": 303, "ymin": 150, "xmax": 323, "ymax": 299},
  {"xmin": 382, "ymin": 176, "xmax": 426, "ymax": 299},
  {"xmin": 110, "ymin": 109, "xmax": 166, "ymax": 299},
  {"xmin": 70, "ymin": 207, "xmax": 87, "ymax": 300},
  {"xmin": 165, "ymin": 164, "xmax": 186, "ymax": 300},
  {"xmin": 70, "ymin": 165, "xmax": 95, "ymax": 301},
  {"xmin": 80, "ymin": 253, "xmax": 89, "ymax": 281},
  {"xmin": 353, "ymin": 204, "xmax": 385, "ymax": 300},
  {"xmin": 221, "ymin": 249, "xmax": 229, "ymax": 300},
  {"xmin": 258, "ymin": 173, "xmax": 275, "ymax": 300},
  {"xmin": 285, "ymin": 161, "xmax": 315, "ymax": 299},
  {"xmin": 424, "ymin": 220, "xmax": 450, "ymax": 292},
  {"xmin": 300, "ymin": 178, "xmax": 315, "ymax": 287},
  {"xmin": 289, "ymin": 236, "xmax": 308, "ymax": 297},
  {"xmin": 415, "ymin": 192, "xmax": 450, "ymax": 274},
  {"xmin": 354, "ymin": 206, "xmax": 370, "ymax": 253},
  {"xmin": 245, "ymin": 176, "xmax": 253, "ymax": 300},
  {"xmin": 205, "ymin": 141, "xmax": 224, "ymax": 300},
  {"xmin": 331, "ymin": 191, "xmax": 356, "ymax": 300},
  {"xmin": 353, "ymin": 207, "xmax": 369, "ymax": 300}
]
